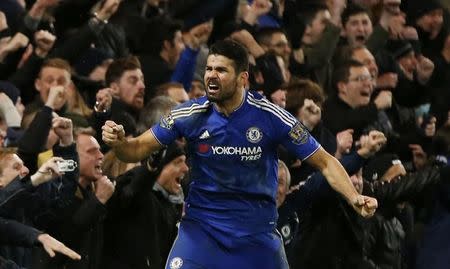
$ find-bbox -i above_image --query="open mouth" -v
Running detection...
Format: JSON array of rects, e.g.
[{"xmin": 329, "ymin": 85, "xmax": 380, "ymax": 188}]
[
  {"xmin": 175, "ymin": 176, "xmax": 183, "ymax": 188},
  {"xmin": 355, "ymin": 35, "xmax": 366, "ymax": 42},
  {"xmin": 95, "ymin": 164, "xmax": 102, "ymax": 174},
  {"xmin": 360, "ymin": 88, "xmax": 371, "ymax": 98},
  {"xmin": 135, "ymin": 92, "xmax": 144, "ymax": 100},
  {"xmin": 207, "ymin": 79, "xmax": 220, "ymax": 93}
]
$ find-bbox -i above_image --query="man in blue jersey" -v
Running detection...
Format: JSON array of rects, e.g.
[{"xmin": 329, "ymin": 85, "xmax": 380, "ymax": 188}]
[{"xmin": 102, "ymin": 40, "xmax": 378, "ymax": 269}]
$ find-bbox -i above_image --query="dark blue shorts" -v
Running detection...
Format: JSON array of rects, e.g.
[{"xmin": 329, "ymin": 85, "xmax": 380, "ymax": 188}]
[{"xmin": 165, "ymin": 219, "xmax": 289, "ymax": 269}]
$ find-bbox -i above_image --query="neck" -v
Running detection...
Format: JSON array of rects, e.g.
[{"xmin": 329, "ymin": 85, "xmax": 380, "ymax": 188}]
[{"xmin": 214, "ymin": 88, "xmax": 245, "ymax": 116}]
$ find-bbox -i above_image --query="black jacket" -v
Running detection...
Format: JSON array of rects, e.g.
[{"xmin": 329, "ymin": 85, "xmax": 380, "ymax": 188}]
[
  {"xmin": 102, "ymin": 165, "xmax": 182, "ymax": 269},
  {"xmin": 322, "ymin": 95, "xmax": 379, "ymax": 138},
  {"xmin": 0, "ymin": 142, "xmax": 79, "ymax": 268}
]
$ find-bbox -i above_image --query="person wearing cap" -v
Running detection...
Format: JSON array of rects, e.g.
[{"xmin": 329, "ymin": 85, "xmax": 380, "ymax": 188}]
[
  {"xmin": 102, "ymin": 142, "xmax": 189, "ymax": 269},
  {"xmin": 408, "ymin": 0, "xmax": 448, "ymax": 61}
]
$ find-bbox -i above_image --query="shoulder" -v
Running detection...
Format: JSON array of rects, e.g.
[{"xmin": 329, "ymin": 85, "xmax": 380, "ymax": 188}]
[
  {"xmin": 246, "ymin": 91, "xmax": 297, "ymax": 127},
  {"xmin": 170, "ymin": 97, "xmax": 212, "ymax": 120}
]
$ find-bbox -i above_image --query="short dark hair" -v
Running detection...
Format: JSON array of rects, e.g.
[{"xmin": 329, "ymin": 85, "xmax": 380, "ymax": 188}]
[
  {"xmin": 208, "ymin": 40, "xmax": 249, "ymax": 73},
  {"xmin": 298, "ymin": 3, "xmax": 329, "ymax": 26},
  {"xmin": 105, "ymin": 56, "xmax": 141, "ymax": 86},
  {"xmin": 255, "ymin": 27, "xmax": 287, "ymax": 46},
  {"xmin": 284, "ymin": 79, "xmax": 325, "ymax": 116},
  {"xmin": 334, "ymin": 44, "xmax": 367, "ymax": 65},
  {"xmin": 143, "ymin": 15, "xmax": 183, "ymax": 55},
  {"xmin": 341, "ymin": 3, "xmax": 370, "ymax": 26},
  {"xmin": 332, "ymin": 60, "xmax": 365, "ymax": 93}
]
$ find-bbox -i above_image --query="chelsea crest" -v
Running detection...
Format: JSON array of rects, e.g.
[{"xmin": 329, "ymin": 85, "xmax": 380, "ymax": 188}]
[{"xmin": 246, "ymin": 127, "xmax": 263, "ymax": 143}]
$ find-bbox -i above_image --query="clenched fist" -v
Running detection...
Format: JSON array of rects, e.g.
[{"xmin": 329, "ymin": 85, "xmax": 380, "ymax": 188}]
[
  {"xmin": 102, "ymin": 120, "xmax": 126, "ymax": 147},
  {"xmin": 351, "ymin": 195, "xmax": 378, "ymax": 218}
]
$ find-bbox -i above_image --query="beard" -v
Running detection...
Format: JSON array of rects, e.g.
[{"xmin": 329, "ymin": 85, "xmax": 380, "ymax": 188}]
[{"xmin": 206, "ymin": 80, "xmax": 238, "ymax": 104}]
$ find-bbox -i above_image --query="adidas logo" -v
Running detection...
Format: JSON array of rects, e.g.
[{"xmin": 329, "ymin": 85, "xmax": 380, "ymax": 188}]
[{"xmin": 199, "ymin": 130, "xmax": 210, "ymax": 139}]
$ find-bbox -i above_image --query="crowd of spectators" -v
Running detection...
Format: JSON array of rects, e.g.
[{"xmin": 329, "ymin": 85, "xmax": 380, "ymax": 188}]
[{"xmin": 0, "ymin": 0, "xmax": 449, "ymax": 268}]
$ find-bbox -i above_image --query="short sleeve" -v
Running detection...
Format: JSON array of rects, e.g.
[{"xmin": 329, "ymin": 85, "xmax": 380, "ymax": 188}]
[
  {"xmin": 151, "ymin": 112, "xmax": 181, "ymax": 146},
  {"xmin": 279, "ymin": 121, "xmax": 321, "ymax": 161}
]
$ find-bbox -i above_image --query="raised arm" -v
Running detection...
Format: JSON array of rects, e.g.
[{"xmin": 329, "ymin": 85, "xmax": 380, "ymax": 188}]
[
  {"xmin": 306, "ymin": 147, "xmax": 377, "ymax": 217},
  {"xmin": 102, "ymin": 120, "xmax": 162, "ymax": 163}
]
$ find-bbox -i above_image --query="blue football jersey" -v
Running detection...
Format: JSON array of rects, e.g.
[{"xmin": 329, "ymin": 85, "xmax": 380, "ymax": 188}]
[{"xmin": 152, "ymin": 91, "xmax": 320, "ymax": 236}]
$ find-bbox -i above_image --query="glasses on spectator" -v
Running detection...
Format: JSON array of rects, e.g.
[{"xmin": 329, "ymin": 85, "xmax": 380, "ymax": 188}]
[{"xmin": 348, "ymin": 75, "xmax": 374, "ymax": 83}]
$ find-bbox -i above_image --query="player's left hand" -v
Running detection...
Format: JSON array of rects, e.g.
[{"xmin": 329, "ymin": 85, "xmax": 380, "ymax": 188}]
[{"xmin": 351, "ymin": 195, "xmax": 377, "ymax": 218}]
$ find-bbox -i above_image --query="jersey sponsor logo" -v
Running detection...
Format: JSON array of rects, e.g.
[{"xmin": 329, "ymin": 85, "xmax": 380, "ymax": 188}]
[
  {"xmin": 198, "ymin": 143, "xmax": 210, "ymax": 154},
  {"xmin": 288, "ymin": 122, "xmax": 308, "ymax": 145},
  {"xmin": 169, "ymin": 257, "xmax": 183, "ymax": 269},
  {"xmin": 197, "ymin": 144, "xmax": 263, "ymax": 161},
  {"xmin": 212, "ymin": 145, "xmax": 262, "ymax": 161},
  {"xmin": 199, "ymin": 130, "xmax": 210, "ymax": 139},
  {"xmin": 160, "ymin": 113, "xmax": 174, "ymax": 129},
  {"xmin": 246, "ymin": 127, "xmax": 263, "ymax": 143}
]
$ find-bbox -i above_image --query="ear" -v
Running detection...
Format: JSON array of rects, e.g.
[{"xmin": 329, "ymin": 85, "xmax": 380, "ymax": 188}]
[
  {"xmin": 238, "ymin": 71, "xmax": 249, "ymax": 86},
  {"xmin": 35, "ymin": 78, "xmax": 42, "ymax": 93},
  {"xmin": 337, "ymin": 81, "xmax": 347, "ymax": 95},
  {"xmin": 163, "ymin": 40, "xmax": 172, "ymax": 51},
  {"xmin": 110, "ymin": 82, "xmax": 120, "ymax": 97}
]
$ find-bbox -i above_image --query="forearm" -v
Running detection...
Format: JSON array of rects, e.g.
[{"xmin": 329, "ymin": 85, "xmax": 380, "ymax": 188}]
[
  {"xmin": 303, "ymin": 23, "xmax": 340, "ymax": 68},
  {"xmin": 0, "ymin": 217, "xmax": 40, "ymax": 246},
  {"xmin": 0, "ymin": 102, "xmax": 21, "ymax": 127},
  {"xmin": 321, "ymin": 156, "xmax": 359, "ymax": 203},
  {"xmin": 113, "ymin": 132, "xmax": 160, "ymax": 163}
]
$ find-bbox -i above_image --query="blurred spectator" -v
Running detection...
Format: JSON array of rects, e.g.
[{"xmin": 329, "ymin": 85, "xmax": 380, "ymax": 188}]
[
  {"xmin": 33, "ymin": 128, "xmax": 114, "ymax": 269},
  {"xmin": 0, "ymin": 117, "xmax": 79, "ymax": 268},
  {"xmin": 323, "ymin": 60, "xmax": 390, "ymax": 138},
  {"xmin": 408, "ymin": 0, "xmax": 447, "ymax": 60},
  {"xmin": 103, "ymin": 142, "xmax": 188, "ymax": 269},
  {"xmin": 428, "ymin": 32, "xmax": 450, "ymax": 127},
  {"xmin": 94, "ymin": 55, "xmax": 145, "ymax": 141},
  {"xmin": 155, "ymin": 82, "xmax": 189, "ymax": 104},
  {"xmin": 136, "ymin": 95, "xmax": 177, "ymax": 136},
  {"xmin": 74, "ymin": 48, "xmax": 113, "ymax": 82},
  {"xmin": 188, "ymin": 74, "xmax": 205, "ymax": 99}
]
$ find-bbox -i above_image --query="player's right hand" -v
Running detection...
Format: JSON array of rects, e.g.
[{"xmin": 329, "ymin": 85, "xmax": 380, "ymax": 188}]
[
  {"xmin": 351, "ymin": 195, "xmax": 378, "ymax": 218},
  {"xmin": 102, "ymin": 120, "xmax": 125, "ymax": 147}
]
